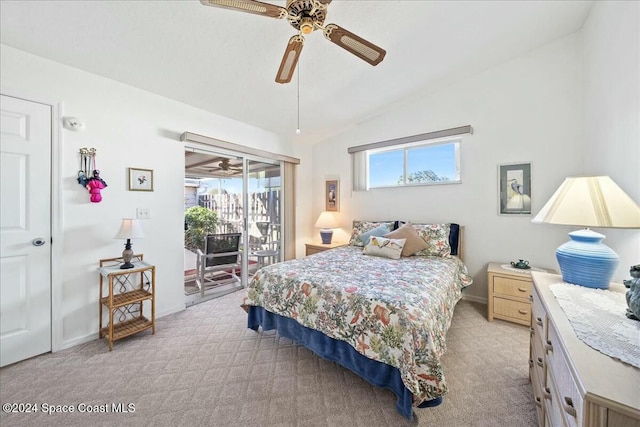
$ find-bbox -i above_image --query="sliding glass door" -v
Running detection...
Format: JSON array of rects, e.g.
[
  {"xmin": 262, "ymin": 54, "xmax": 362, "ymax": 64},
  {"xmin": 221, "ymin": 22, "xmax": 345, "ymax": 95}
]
[
  {"xmin": 184, "ymin": 146, "xmax": 283, "ymax": 301},
  {"xmin": 243, "ymin": 158, "xmax": 282, "ymax": 282}
]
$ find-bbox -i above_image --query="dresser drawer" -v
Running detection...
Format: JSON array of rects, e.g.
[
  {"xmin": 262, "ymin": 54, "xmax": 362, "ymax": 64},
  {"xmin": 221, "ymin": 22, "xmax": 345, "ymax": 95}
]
[
  {"xmin": 545, "ymin": 368, "xmax": 567, "ymax": 427},
  {"xmin": 493, "ymin": 275, "xmax": 532, "ymax": 299},
  {"xmin": 530, "ymin": 351, "xmax": 545, "ymax": 427},
  {"xmin": 493, "ymin": 297, "xmax": 531, "ymax": 322},
  {"xmin": 531, "ymin": 286, "xmax": 546, "ymax": 341},
  {"xmin": 530, "ymin": 327, "xmax": 546, "ymax": 388},
  {"xmin": 547, "ymin": 323, "xmax": 582, "ymax": 427}
]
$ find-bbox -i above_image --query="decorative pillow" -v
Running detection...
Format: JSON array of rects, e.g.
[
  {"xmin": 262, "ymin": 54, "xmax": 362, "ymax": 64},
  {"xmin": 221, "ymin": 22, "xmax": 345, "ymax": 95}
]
[
  {"xmin": 358, "ymin": 222, "xmax": 393, "ymax": 245},
  {"xmin": 362, "ymin": 236, "xmax": 406, "ymax": 260},
  {"xmin": 412, "ymin": 223, "xmax": 452, "ymax": 258},
  {"xmin": 348, "ymin": 221, "xmax": 394, "ymax": 247},
  {"xmin": 383, "ymin": 222, "xmax": 429, "ymax": 257}
]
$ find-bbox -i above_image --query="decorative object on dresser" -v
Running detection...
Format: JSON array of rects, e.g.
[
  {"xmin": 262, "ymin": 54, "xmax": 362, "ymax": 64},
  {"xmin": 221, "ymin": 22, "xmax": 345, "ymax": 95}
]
[
  {"xmin": 305, "ymin": 240, "xmax": 345, "ymax": 256},
  {"xmin": 624, "ymin": 264, "xmax": 640, "ymax": 320},
  {"xmin": 314, "ymin": 211, "xmax": 338, "ymax": 244},
  {"xmin": 98, "ymin": 255, "xmax": 155, "ymax": 351},
  {"xmin": 532, "ymin": 176, "xmax": 640, "ymax": 289},
  {"xmin": 487, "ymin": 262, "xmax": 554, "ymax": 326},
  {"xmin": 115, "ymin": 218, "xmax": 144, "ymax": 269},
  {"xmin": 529, "ymin": 271, "xmax": 640, "ymax": 427}
]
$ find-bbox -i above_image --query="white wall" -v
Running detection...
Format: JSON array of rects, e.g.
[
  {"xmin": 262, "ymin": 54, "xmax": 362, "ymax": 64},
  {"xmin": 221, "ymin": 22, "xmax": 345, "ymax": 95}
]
[
  {"xmin": 582, "ymin": 1, "xmax": 640, "ymax": 281},
  {"xmin": 309, "ymin": 2, "xmax": 640, "ymax": 302},
  {"xmin": 310, "ymin": 34, "xmax": 586, "ymax": 302},
  {"xmin": 1, "ymin": 45, "xmax": 293, "ymax": 350}
]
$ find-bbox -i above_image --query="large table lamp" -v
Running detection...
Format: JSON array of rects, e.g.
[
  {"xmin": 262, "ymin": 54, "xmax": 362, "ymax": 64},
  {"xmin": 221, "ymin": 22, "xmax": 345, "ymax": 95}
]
[
  {"xmin": 532, "ymin": 176, "xmax": 640, "ymax": 289},
  {"xmin": 314, "ymin": 211, "xmax": 338, "ymax": 244},
  {"xmin": 115, "ymin": 218, "xmax": 144, "ymax": 269}
]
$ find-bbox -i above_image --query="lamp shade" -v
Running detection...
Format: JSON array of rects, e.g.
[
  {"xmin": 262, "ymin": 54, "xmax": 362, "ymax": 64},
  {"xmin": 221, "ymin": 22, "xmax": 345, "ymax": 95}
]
[
  {"xmin": 532, "ymin": 176, "xmax": 640, "ymax": 228},
  {"xmin": 532, "ymin": 176, "xmax": 640, "ymax": 289},
  {"xmin": 314, "ymin": 211, "xmax": 338, "ymax": 229},
  {"xmin": 314, "ymin": 211, "xmax": 337, "ymax": 245},
  {"xmin": 115, "ymin": 219, "xmax": 144, "ymax": 239}
]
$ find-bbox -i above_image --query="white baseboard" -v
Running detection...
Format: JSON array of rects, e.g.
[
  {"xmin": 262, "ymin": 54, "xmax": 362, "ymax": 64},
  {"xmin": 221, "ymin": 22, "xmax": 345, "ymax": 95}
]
[
  {"xmin": 57, "ymin": 303, "xmax": 186, "ymax": 352},
  {"xmin": 461, "ymin": 293, "xmax": 487, "ymax": 305}
]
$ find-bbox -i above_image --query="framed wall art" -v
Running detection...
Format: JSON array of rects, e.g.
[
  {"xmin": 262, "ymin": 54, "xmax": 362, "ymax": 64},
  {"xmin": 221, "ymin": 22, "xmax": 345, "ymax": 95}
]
[
  {"xmin": 325, "ymin": 179, "xmax": 339, "ymax": 212},
  {"xmin": 498, "ymin": 162, "xmax": 531, "ymax": 215},
  {"xmin": 129, "ymin": 167, "xmax": 154, "ymax": 192}
]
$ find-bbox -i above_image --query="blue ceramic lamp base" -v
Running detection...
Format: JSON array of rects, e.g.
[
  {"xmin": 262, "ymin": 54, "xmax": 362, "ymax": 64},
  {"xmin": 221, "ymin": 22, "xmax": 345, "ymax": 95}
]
[
  {"xmin": 320, "ymin": 229, "xmax": 333, "ymax": 244},
  {"xmin": 556, "ymin": 229, "xmax": 619, "ymax": 289}
]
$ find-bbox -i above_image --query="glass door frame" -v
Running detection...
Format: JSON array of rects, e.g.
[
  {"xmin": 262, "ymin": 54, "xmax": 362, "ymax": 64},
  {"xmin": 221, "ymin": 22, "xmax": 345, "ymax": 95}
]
[{"xmin": 241, "ymin": 156, "xmax": 283, "ymax": 288}]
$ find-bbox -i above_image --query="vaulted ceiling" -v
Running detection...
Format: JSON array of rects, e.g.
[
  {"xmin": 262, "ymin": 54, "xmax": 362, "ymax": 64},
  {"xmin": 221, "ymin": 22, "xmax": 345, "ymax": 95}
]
[{"xmin": 0, "ymin": 0, "xmax": 593, "ymax": 144}]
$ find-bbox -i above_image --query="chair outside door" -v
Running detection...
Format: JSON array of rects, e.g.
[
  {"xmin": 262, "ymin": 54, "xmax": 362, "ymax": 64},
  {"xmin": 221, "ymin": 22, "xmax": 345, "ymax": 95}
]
[{"xmin": 195, "ymin": 233, "xmax": 242, "ymax": 298}]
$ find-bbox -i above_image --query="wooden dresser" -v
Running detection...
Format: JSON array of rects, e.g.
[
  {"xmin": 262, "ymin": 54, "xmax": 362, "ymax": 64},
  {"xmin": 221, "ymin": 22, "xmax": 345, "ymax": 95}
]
[
  {"xmin": 487, "ymin": 262, "xmax": 554, "ymax": 326},
  {"xmin": 530, "ymin": 272, "xmax": 640, "ymax": 427}
]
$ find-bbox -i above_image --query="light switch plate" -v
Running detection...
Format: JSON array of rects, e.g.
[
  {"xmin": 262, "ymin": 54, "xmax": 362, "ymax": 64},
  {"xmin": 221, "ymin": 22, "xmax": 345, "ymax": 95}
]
[{"xmin": 136, "ymin": 208, "xmax": 150, "ymax": 219}]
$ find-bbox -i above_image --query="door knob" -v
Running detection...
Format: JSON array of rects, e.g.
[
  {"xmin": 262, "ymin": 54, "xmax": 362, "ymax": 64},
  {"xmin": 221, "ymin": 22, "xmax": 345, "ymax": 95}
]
[{"xmin": 32, "ymin": 238, "xmax": 46, "ymax": 246}]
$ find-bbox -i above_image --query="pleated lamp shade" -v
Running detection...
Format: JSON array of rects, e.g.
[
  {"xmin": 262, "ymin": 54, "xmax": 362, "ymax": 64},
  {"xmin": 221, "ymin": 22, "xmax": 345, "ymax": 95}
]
[{"xmin": 532, "ymin": 176, "xmax": 640, "ymax": 289}]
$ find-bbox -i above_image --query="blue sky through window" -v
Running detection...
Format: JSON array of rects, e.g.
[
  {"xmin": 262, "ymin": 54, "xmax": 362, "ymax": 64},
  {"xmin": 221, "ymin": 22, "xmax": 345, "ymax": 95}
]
[{"xmin": 369, "ymin": 143, "xmax": 458, "ymax": 188}]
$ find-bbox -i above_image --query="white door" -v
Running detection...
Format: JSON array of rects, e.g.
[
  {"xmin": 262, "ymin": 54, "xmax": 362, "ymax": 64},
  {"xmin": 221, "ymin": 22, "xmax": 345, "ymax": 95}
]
[{"xmin": 0, "ymin": 94, "xmax": 52, "ymax": 367}]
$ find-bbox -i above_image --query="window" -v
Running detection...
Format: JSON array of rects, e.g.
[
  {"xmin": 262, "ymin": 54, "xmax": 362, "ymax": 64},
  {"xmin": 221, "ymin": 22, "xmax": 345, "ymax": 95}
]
[{"xmin": 368, "ymin": 139, "xmax": 461, "ymax": 189}]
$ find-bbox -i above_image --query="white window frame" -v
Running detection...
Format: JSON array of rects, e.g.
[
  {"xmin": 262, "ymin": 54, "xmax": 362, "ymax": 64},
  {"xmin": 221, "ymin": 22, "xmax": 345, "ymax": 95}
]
[{"xmin": 367, "ymin": 137, "xmax": 462, "ymax": 189}]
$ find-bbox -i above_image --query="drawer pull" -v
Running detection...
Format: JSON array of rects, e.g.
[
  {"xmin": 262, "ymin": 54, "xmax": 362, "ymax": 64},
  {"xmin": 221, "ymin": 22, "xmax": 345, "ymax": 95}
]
[
  {"xmin": 545, "ymin": 340, "xmax": 553, "ymax": 353},
  {"xmin": 543, "ymin": 387, "xmax": 552, "ymax": 401},
  {"xmin": 535, "ymin": 397, "xmax": 542, "ymax": 408},
  {"xmin": 518, "ymin": 309, "xmax": 529, "ymax": 315},
  {"xmin": 530, "ymin": 327, "xmax": 535, "ymax": 336},
  {"xmin": 528, "ymin": 295, "xmax": 533, "ymax": 302},
  {"xmin": 528, "ymin": 358, "xmax": 534, "ymax": 368},
  {"xmin": 535, "ymin": 317, "xmax": 543, "ymax": 326},
  {"xmin": 536, "ymin": 357, "xmax": 544, "ymax": 368},
  {"xmin": 517, "ymin": 287, "xmax": 528, "ymax": 292},
  {"xmin": 563, "ymin": 397, "xmax": 577, "ymax": 417}
]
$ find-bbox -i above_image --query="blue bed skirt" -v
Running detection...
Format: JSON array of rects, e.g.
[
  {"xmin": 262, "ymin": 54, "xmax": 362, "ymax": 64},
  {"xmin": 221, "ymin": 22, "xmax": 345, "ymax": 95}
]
[{"xmin": 247, "ymin": 306, "xmax": 442, "ymax": 420}]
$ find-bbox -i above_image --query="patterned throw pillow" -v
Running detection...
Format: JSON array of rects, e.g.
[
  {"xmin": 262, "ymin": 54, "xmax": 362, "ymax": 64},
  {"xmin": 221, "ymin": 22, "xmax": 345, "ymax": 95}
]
[
  {"xmin": 362, "ymin": 236, "xmax": 406, "ymax": 260},
  {"xmin": 383, "ymin": 222, "xmax": 429, "ymax": 257},
  {"xmin": 348, "ymin": 221, "xmax": 394, "ymax": 247},
  {"xmin": 412, "ymin": 223, "xmax": 452, "ymax": 258},
  {"xmin": 358, "ymin": 222, "xmax": 393, "ymax": 245}
]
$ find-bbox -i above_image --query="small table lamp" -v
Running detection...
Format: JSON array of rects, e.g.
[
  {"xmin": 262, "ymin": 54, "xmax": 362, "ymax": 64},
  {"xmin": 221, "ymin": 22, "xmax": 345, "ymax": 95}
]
[
  {"xmin": 115, "ymin": 219, "xmax": 144, "ymax": 269},
  {"xmin": 532, "ymin": 176, "xmax": 640, "ymax": 289},
  {"xmin": 314, "ymin": 211, "xmax": 338, "ymax": 244}
]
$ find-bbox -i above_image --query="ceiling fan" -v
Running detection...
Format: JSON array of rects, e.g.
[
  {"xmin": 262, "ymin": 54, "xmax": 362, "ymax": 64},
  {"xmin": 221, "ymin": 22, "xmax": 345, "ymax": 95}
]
[
  {"xmin": 212, "ymin": 158, "xmax": 243, "ymax": 175},
  {"xmin": 200, "ymin": 0, "xmax": 387, "ymax": 83}
]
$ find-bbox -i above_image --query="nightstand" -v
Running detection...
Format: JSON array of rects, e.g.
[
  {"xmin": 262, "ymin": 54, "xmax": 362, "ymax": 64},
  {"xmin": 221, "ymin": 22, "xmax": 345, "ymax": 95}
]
[
  {"xmin": 487, "ymin": 262, "xmax": 554, "ymax": 326},
  {"xmin": 305, "ymin": 241, "xmax": 346, "ymax": 256}
]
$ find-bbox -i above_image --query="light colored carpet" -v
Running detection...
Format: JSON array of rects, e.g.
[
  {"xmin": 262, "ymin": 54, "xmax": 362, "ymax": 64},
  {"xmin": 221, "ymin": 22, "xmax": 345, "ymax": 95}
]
[{"xmin": 0, "ymin": 291, "xmax": 537, "ymax": 427}]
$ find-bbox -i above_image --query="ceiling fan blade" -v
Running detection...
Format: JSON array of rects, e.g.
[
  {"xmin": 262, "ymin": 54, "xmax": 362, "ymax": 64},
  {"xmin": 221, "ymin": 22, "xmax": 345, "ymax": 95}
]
[
  {"xmin": 199, "ymin": 0, "xmax": 287, "ymax": 19},
  {"xmin": 323, "ymin": 24, "xmax": 386, "ymax": 66},
  {"xmin": 275, "ymin": 35, "xmax": 304, "ymax": 84}
]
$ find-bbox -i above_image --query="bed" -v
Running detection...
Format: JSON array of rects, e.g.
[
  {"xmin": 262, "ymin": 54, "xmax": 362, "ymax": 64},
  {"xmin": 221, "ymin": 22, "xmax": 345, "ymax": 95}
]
[{"xmin": 242, "ymin": 221, "xmax": 473, "ymax": 420}]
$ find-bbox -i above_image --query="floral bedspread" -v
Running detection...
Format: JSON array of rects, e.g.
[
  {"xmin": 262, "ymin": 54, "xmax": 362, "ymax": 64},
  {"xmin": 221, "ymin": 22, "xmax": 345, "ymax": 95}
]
[{"xmin": 242, "ymin": 245, "xmax": 473, "ymax": 405}]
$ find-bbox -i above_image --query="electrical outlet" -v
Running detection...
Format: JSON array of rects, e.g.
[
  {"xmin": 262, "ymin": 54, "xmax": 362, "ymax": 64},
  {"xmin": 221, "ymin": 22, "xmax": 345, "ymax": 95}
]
[{"xmin": 136, "ymin": 208, "xmax": 150, "ymax": 219}]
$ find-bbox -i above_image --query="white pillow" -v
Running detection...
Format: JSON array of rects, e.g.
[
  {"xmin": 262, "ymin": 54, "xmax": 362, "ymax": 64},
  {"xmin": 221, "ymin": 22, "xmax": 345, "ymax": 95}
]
[{"xmin": 362, "ymin": 236, "xmax": 406, "ymax": 260}]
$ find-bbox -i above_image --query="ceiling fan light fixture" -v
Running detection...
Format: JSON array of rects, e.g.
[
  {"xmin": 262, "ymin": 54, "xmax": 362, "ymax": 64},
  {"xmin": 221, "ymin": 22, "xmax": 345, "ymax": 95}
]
[{"xmin": 299, "ymin": 17, "xmax": 314, "ymax": 34}]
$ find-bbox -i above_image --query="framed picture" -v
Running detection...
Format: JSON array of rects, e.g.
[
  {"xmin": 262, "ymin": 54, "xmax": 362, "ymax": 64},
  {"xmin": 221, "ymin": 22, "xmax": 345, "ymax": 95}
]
[
  {"xmin": 498, "ymin": 162, "xmax": 531, "ymax": 215},
  {"xmin": 129, "ymin": 167, "xmax": 153, "ymax": 192},
  {"xmin": 325, "ymin": 179, "xmax": 339, "ymax": 212}
]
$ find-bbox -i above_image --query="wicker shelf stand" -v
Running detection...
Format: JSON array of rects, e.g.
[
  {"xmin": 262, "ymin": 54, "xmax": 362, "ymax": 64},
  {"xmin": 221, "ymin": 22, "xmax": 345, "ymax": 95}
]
[{"xmin": 98, "ymin": 254, "xmax": 155, "ymax": 350}]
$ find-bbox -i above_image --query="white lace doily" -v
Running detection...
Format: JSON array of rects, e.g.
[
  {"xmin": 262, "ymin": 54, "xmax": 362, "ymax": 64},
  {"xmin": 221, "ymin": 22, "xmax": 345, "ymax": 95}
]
[
  {"xmin": 500, "ymin": 264, "xmax": 547, "ymax": 274},
  {"xmin": 550, "ymin": 283, "xmax": 640, "ymax": 368}
]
